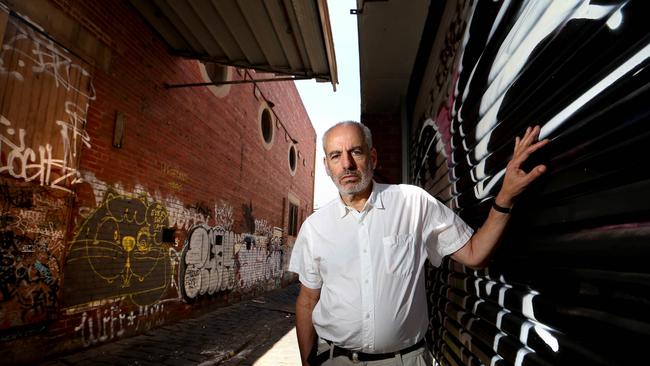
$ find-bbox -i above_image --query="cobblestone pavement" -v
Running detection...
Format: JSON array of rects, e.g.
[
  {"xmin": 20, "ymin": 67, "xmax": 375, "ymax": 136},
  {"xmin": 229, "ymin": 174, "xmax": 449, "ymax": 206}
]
[{"xmin": 38, "ymin": 284, "xmax": 301, "ymax": 366}]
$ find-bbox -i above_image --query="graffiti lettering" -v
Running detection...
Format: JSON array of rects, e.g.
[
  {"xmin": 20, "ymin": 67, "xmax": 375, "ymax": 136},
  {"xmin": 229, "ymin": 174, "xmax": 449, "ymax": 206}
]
[
  {"xmin": 181, "ymin": 226, "xmax": 236, "ymax": 300},
  {"xmin": 74, "ymin": 303, "xmax": 164, "ymax": 347},
  {"xmin": 0, "ymin": 17, "xmax": 95, "ymax": 193},
  {"xmin": 180, "ymin": 226, "xmax": 284, "ymax": 301},
  {"xmin": 160, "ymin": 163, "xmax": 189, "ymax": 181},
  {"xmin": 166, "ymin": 198, "xmax": 210, "ymax": 230},
  {"xmin": 0, "ymin": 113, "xmax": 89, "ymax": 193}
]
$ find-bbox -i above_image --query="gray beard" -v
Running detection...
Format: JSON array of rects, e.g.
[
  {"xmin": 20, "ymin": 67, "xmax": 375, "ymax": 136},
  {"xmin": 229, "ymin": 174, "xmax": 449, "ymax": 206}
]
[{"xmin": 333, "ymin": 167, "xmax": 374, "ymax": 195}]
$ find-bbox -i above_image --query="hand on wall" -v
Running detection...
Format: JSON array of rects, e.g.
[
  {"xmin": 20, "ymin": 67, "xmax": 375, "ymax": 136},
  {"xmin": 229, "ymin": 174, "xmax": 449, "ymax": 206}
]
[{"xmin": 496, "ymin": 125, "xmax": 549, "ymax": 207}]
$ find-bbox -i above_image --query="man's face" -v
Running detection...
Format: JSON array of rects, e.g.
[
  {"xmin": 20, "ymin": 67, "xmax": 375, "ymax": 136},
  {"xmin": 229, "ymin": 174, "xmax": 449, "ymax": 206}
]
[{"xmin": 323, "ymin": 124, "xmax": 377, "ymax": 196}]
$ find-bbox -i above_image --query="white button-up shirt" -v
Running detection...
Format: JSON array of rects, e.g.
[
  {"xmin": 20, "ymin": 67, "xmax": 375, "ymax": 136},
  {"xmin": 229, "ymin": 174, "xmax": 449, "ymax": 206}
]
[{"xmin": 289, "ymin": 182, "xmax": 473, "ymax": 353}]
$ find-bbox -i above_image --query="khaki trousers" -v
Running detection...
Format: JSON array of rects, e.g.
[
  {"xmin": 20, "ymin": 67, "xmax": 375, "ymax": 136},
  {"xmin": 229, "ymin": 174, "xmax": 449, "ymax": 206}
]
[{"xmin": 316, "ymin": 340, "xmax": 433, "ymax": 366}]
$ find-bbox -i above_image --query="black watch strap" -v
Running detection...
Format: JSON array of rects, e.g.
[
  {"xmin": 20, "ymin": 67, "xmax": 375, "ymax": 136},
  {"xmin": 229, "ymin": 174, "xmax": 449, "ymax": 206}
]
[{"xmin": 492, "ymin": 201, "xmax": 512, "ymax": 214}]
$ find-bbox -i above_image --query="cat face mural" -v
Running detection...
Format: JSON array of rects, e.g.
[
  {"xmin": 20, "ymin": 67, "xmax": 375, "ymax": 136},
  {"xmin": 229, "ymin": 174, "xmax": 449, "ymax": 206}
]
[{"xmin": 64, "ymin": 191, "xmax": 172, "ymax": 307}]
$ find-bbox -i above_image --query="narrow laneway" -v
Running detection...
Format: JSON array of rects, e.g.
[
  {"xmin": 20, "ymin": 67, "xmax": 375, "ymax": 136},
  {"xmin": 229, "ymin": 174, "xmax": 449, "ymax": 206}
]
[{"xmin": 38, "ymin": 285, "xmax": 300, "ymax": 366}]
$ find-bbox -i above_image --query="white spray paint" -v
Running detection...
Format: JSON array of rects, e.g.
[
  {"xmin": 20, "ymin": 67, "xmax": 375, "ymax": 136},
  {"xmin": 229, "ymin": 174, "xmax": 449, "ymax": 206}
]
[
  {"xmin": 0, "ymin": 19, "xmax": 96, "ymax": 193},
  {"xmin": 74, "ymin": 303, "xmax": 164, "ymax": 347}
]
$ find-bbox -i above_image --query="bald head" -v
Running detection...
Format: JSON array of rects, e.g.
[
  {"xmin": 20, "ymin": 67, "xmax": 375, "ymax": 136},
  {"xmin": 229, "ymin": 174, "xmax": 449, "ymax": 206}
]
[{"xmin": 322, "ymin": 121, "xmax": 373, "ymax": 153}]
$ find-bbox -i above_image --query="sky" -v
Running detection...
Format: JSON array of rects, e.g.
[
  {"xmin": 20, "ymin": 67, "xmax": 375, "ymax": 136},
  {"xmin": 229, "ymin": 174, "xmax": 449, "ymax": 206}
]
[{"xmin": 295, "ymin": 0, "xmax": 360, "ymax": 209}]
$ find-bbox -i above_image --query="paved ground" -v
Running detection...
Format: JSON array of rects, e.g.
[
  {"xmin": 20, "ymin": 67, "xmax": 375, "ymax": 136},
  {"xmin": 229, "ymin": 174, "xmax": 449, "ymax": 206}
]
[{"xmin": 38, "ymin": 284, "xmax": 301, "ymax": 366}]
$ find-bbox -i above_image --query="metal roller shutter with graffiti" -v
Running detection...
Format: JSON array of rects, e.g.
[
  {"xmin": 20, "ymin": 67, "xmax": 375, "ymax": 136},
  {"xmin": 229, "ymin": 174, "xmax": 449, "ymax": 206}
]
[{"xmin": 410, "ymin": 0, "xmax": 650, "ymax": 365}]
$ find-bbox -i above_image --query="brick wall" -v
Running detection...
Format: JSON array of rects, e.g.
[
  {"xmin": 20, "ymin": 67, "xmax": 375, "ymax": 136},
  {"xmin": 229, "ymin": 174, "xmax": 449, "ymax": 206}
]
[{"xmin": 0, "ymin": 0, "xmax": 315, "ymax": 363}]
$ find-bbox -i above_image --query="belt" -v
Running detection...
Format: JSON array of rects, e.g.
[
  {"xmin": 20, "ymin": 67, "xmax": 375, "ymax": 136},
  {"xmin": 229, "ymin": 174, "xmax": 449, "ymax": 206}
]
[{"xmin": 318, "ymin": 339, "xmax": 425, "ymax": 364}]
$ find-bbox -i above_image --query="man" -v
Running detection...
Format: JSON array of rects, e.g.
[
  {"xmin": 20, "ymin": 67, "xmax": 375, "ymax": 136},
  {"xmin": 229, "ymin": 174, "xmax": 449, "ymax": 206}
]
[{"xmin": 289, "ymin": 121, "xmax": 548, "ymax": 365}]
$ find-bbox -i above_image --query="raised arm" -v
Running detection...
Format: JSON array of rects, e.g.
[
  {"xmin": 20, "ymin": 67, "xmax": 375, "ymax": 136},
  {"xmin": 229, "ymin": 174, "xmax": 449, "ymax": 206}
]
[
  {"xmin": 452, "ymin": 125, "xmax": 549, "ymax": 268},
  {"xmin": 295, "ymin": 284, "xmax": 321, "ymax": 366}
]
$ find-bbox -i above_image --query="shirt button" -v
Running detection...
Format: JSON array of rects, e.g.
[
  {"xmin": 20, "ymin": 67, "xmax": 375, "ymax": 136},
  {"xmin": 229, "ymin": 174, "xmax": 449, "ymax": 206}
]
[
  {"xmin": 366, "ymin": 313, "xmax": 370, "ymax": 319},
  {"xmin": 364, "ymin": 279, "xmax": 368, "ymax": 284},
  {"xmin": 363, "ymin": 249, "xmax": 367, "ymax": 253}
]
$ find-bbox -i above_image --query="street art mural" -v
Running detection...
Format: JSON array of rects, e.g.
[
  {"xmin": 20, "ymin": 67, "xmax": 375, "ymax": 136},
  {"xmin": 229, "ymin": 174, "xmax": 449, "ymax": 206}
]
[
  {"xmin": 64, "ymin": 191, "xmax": 172, "ymax": 307},
  {"xmin": 66, "ymin": 178, "xmax": 286, "ymax": 308}
]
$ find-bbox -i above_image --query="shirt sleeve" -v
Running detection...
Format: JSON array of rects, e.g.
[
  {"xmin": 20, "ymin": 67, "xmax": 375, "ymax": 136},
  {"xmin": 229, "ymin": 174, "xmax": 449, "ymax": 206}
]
[
  {"xmin": 288, "ymin": 221, "xmax": 322, "ymax": 289},
  {"xmin": 421, "ymin": 191, "xmax": 474, "ymax": 267}
]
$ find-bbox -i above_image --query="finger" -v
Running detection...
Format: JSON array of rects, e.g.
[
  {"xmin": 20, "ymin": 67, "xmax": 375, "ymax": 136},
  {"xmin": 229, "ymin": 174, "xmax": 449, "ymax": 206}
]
[
  {"xmin": 513, "ymin": 136, "xmax": 521, "ymax": 154},
  {"xmin": 511, "ymin": 140, "xmax": 546, "ymax": 167},
  {"xmin": 523, "ymin": 164, "xmax": 547, "ymax": 184},
  {"xmin": 516, "ymin": 126, "xmax": 546, "ymax": 160},
  {"xmin": 521, "ymin": 125, "xmax": 540, "ymax": 147},
  {"xmin": 514, "ymin": 128, "xmax": 532, "ymax": 156},
  {"xmin": 520, "ymin": 138, "xmax": 549, "ymax": 158}
]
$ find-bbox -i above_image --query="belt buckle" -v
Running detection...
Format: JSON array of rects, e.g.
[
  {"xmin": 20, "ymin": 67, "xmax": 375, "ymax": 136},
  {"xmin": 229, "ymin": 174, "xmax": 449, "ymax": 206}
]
[{"xmin": 351, "ymin": 351, "xmax": 360, "ymax": 364}]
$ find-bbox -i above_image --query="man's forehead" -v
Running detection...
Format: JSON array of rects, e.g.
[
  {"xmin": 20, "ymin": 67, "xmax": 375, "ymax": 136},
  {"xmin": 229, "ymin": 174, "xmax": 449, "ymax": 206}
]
[{"xmin": 325, "ymin": 125, "xmax": 365, "ymax": 147}]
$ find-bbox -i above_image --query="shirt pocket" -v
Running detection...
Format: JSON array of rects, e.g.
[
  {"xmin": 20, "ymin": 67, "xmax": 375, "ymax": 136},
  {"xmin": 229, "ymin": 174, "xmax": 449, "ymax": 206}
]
[{"xmin": 382, "ymin": 234, "xmax": 415, "ymax": 276}]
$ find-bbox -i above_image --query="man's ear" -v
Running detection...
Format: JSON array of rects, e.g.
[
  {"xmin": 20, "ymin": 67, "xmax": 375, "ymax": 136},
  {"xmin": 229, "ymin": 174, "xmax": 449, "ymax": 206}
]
[{"xmin": 370, "ymin": 148, "xmax": 378, "ymax": 169}]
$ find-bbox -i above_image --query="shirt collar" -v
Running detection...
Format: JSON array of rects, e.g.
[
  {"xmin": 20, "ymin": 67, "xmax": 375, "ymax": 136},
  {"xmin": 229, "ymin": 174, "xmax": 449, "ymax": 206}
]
[{"xmin": 336, "ymin": 181, "xmax": 385, "ymax": 218}]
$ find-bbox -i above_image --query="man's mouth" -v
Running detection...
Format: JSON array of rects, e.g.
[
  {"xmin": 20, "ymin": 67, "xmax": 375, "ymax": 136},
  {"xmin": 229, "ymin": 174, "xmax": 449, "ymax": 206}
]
[{"xmin": 340, "ymin": 174, "xmax": 359, "ymax": 182}]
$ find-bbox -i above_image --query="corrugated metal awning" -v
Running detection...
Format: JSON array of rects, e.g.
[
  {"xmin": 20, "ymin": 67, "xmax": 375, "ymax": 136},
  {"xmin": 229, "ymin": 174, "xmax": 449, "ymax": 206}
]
[{"xmin": 129, "ymin": 0, "xmax": 338, "ymax": 88}]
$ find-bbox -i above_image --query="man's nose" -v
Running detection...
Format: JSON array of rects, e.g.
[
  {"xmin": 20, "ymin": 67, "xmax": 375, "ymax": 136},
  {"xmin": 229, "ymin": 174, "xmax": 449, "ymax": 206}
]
[{"xmin": 341, "ymin": 152, "xmax": 356, "ymax": 170}]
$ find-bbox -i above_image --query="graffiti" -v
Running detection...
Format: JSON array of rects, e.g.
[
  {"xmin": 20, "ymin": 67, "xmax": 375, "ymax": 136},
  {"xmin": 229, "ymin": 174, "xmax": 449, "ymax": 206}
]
[
  {"xmin": 74, "ymin": 302, "xmax": 164, "ymax": 347},
  {"xmin": 411, "ymin": 118, "xmax": 439, "ymax": 187},
  {"xmin": 165, "ymin": 199, "xmax": 235, "ymax": 231},
  {"xmin": 432, "ymin": 0, "xmax": 471, "ymax": 101},
  {"xmin": 180, "ymin": 226, "xmax": 284, "ymax": 301},
  {"xmin": 64, "ymin": 190, "xmax": 172, "ymax": 307},
  {"xmin": 0, "ymin": 179, "xmax": 67, "ymax": 330},
  {"xmin": 71, "ymin": 174, "xmax": 284, "ymax": 304},
  {"xmin": 214, "ymin": 201, "xmax": 233, "ymax": 231},
  {"xmin": 254, "ymin": 219, "xmax": 272, "ymax": 237},
  {"xmin": 237, "ymin": 237, "xmax": 283, "ymax": 288},
  {"xmin": 83, "ymin": 173, "xmax": 236, "ymax": 233},
  {"xmin": 168, "ymin": 247, "xmax": 181, "ymax": 293},
  {"xmin": 0, "ymin": 231, "xmax": 60, "ymax": 329},
  {"xmin": 0, "ymin": 20, "xmax": 96, "ymax": 100},
  {"xmin": 167, "ymin": 181, "xmax": 182, "ymax": 191},
  {"xmin": 0, "ymin": 115, "xmax": 86, "ymax": 193},
  {"xmin": 181, "ymin": 226, "xmax": 236, "ymax": 300},
  {"xmin": 160, "ymin": 163, "xmax": 189, "ymax": 181},
  {"xmin": 57, "ymin": 101, "xmax": 92, "ymax": 164},
  {"xmin": 188, "ymin": 201, "xmax": 212, "ymax": 218},
  {"xmin": 166, "ymin": 198, "xmax": 210, "ymax": 230},
  {"xmin": 160, "ymin": 163, "xmax": 188, "ymax": 192},
  {"xmin": 0, "ymin": 180, "xmax": 33, "ymax": 211},
  {"xmin": 0, "ymin": 18, "xmax": 95, "ymax": 193}
]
